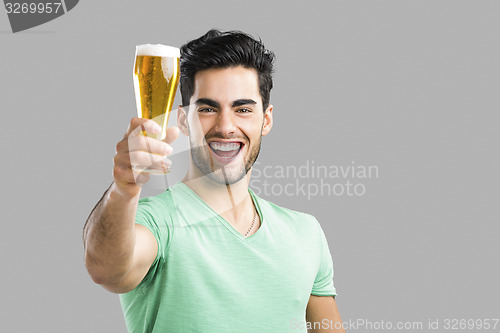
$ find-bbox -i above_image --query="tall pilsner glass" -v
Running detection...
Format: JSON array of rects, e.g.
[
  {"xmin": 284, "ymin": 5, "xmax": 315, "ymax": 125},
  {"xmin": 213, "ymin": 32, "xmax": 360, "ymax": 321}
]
[{"xmin": 133, "ymin": 44, "xmax": 180, "ymax": 174}]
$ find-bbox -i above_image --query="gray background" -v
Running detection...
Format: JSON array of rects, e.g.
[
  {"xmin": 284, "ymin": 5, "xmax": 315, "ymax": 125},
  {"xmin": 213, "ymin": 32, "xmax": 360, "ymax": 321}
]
[{"xmin": 1, "ymin": 1, "xmax": 499, "ymax": 332}]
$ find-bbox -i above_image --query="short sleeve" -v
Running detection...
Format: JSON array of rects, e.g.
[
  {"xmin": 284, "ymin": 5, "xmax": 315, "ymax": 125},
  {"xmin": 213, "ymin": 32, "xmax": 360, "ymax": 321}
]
[
  {"xmin": 311, "ymin": 220, "xmax": 337, "ymax": 297},
  {"xmin": 133, "ymin": 196, "xmax": 172, "ymax": 289}
]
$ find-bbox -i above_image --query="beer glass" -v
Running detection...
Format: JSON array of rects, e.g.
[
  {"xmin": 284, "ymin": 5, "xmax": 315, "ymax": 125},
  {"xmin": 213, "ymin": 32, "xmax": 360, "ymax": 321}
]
[{"xmin": 133, "ymin": 44, "xmax": 180, "ymax": 174}]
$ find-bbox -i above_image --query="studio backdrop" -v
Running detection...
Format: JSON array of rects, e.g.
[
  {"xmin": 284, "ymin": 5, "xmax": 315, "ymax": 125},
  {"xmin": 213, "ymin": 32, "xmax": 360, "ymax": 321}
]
[{"xmin": 1, "ymin": 1, "xmax": 499, "ymax": 332}]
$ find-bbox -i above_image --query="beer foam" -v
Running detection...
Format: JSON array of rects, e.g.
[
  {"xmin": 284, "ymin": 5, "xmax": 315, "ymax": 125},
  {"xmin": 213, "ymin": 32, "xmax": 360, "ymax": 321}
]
[{"xmin": 136, "ymin": 44, "xmax": 180, "ymax": 57}]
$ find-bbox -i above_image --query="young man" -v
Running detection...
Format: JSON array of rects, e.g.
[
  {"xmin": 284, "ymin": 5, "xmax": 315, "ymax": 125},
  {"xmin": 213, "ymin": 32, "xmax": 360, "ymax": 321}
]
[{"xmin": 84, "ymin": 29, "xmax": 345, "ymax": 333}]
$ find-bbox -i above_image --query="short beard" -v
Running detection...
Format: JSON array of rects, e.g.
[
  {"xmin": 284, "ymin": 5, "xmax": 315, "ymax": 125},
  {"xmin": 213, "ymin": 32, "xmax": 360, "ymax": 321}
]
[{"xmin": 189, "ymin": 136, "xmax": 262, "ymax": 185}]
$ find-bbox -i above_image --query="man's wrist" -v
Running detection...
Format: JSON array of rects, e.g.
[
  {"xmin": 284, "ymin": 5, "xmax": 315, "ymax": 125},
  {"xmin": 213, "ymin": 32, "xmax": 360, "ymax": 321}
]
[{"xmin": 108, "ymin": 182, "xmax": 141, "ymax": 203}]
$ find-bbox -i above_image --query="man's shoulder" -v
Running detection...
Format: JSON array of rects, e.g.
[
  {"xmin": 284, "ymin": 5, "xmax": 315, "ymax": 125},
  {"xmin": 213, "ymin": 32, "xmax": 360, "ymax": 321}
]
[{"xmin": 251, "ymin": 190, "xmax": 319, "ymax": 228}]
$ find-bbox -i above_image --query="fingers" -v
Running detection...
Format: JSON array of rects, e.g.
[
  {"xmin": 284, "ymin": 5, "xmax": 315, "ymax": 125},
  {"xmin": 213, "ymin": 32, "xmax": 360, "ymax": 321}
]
[
  {"xmin": 125, "ymin": 118, "xmax": 162, "ymax": 138},
  {"xmin": 117, "ymin": 118, "xmax": 174, "ymax": 159},
  {"xmin": 126, "ymin": 135, "xmax": 172, "ymax": 156},
  {"xmin": 113, "ymin": 118, "xmax": 177, "ymax": 189},
  {"xmin": 115, "ymin": 151, "xmax": 171, "ymax": 170}
]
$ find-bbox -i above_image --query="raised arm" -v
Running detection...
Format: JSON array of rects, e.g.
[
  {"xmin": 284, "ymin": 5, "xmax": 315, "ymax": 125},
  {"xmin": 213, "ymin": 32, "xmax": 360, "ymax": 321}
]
[{"xmin": 83, "ymin": 118, "xmax": 178, "ymax": 293}]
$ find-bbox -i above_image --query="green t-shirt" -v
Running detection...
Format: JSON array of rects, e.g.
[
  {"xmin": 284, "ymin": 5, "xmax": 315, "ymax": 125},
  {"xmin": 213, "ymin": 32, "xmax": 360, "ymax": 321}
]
[{"xmin": 119, "ymin": 182, "xmax": 336, "ymax": 333}]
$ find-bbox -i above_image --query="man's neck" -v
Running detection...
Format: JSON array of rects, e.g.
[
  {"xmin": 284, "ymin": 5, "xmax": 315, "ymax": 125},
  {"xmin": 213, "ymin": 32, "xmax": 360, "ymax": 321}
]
[{"xmin": 181, "ymin": 167, "xmax": 255, "ymax": 227}]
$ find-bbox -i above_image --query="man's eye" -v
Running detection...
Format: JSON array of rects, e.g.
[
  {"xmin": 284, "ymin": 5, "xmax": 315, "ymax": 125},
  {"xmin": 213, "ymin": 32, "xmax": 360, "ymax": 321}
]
[
  {"xmin": 199, "ymin": 108, "xmax": 216, "ymax": 113},
  {"xmin": 237, "ymin": 108, "xmax": 252, "ymax": 113}
]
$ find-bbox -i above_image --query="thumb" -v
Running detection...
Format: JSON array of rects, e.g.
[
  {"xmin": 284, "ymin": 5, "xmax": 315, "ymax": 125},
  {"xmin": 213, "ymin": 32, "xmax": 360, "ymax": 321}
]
[{"xmin": 164, "ymin": 126, "xmax": 180, "ymax": 144}]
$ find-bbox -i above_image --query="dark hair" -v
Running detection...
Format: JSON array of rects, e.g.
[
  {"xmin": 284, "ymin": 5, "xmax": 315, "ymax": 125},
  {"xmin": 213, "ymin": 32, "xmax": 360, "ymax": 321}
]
[{"xmin": 180, "ymin": 29, "xmax": 275, "ymax": 110}]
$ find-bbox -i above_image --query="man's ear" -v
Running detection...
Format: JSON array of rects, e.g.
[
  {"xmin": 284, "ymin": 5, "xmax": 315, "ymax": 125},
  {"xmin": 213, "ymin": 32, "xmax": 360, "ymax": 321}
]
[
  {"xmin": 261, "ymin": 104, "xmax": 273, "ymax": 136},
  {"xmin": 177, "ymin": 105, "xmax": 189, "ymax": 136}
]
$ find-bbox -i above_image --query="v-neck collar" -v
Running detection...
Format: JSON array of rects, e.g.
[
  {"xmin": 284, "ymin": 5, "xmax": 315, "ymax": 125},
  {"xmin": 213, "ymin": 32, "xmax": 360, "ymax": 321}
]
[{"xmin": 176, "ymin": 182, "xmax": 264, "ymax": 243}]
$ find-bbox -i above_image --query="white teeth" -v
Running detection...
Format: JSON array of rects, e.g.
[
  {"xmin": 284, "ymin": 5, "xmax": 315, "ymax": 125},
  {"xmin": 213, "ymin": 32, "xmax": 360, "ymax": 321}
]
[{"xmin": 209, "ymin": 142, "xmax": 241, "ymax": 151}]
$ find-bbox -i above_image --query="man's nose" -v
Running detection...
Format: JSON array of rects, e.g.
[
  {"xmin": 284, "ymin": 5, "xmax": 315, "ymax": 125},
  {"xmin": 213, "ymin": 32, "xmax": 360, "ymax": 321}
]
[{"xmin": 215, "ymin": 109, "xmax": 236, "ymax": 136}]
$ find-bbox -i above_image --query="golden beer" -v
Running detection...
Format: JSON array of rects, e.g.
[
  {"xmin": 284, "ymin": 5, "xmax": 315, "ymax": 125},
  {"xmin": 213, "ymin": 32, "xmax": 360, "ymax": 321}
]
[{"xmin": 133, "ymin": 44, "xmax": 180, "ymax": 140}]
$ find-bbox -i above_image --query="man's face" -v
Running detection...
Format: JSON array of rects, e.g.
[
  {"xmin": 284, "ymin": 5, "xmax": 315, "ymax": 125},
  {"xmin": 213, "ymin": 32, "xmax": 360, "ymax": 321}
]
[{"xmin": 179, "ymin": 66, "xmax": 273, "ymax": 185}]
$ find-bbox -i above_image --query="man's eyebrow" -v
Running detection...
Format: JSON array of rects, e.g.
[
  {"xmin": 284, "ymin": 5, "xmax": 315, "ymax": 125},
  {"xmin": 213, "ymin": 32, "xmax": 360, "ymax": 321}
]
[
  {"xmin": 195, "ymin": 98, "xmax": 220, "ymax": 108},
  {"xmin": 232, "ymin": 99, "xmax": 257, "ymax": 107}
]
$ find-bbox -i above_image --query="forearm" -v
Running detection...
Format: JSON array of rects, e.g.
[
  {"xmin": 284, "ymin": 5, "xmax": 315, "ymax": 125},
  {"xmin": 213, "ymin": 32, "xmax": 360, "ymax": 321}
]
[{"xmin": 83, "ymin": 182, "xmax": 139, "ymax": 285}]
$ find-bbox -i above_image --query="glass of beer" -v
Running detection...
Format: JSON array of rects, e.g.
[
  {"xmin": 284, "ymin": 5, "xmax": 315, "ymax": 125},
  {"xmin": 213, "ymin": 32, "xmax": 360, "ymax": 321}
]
[{"xmin": 133, "ymin": 44, "xmax": 180, "ymax": 174}]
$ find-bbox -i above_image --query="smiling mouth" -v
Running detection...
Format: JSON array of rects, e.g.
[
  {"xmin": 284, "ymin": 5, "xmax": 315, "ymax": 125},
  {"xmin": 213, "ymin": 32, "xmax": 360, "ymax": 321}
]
[{"xmin": 208, "ymin": 141, "xmax": 243, "ymax": 162}]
